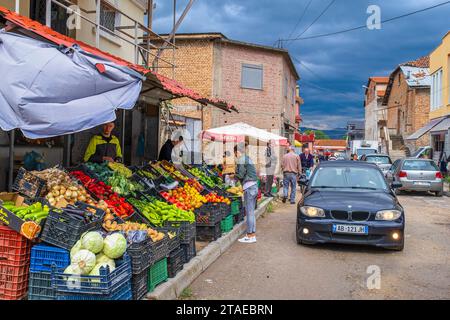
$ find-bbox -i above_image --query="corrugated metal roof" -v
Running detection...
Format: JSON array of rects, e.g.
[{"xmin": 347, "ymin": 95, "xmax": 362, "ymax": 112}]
[
  {"xmin": 400, "ymin": 66, "xmax": 431, "ymax": 87},
  {"xmin": 430, "ymin": 117, "xmax": 450, "ymax": 133},
  {"xmin": 406, "ymin": 117, "xmax": 445, "ymax": 140}
]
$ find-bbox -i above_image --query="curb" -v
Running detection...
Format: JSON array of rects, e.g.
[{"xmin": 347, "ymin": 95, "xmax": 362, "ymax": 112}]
[{"xmin": 144, "ymin": 197, "xmax": 273, "ymax": 300}]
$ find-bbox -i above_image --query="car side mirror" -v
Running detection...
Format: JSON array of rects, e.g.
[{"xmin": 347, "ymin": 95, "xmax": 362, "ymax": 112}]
[{"xmin": 391, "ymin": 182, "xmax": 402, "ymax": 189}]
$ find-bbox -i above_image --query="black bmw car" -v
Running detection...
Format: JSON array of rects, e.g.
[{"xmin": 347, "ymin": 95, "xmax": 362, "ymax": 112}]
[{"xmin": 297, "ymin": 161, "xmax": 405, "ymax": 251}]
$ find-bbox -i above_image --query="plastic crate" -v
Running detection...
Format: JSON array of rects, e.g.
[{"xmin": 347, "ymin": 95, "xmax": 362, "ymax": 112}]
[
  {"xmin": 196, "ymin": 222, "xmax": 222, "ymax": 242},
  {"xmin": 0, "ymin": 263, "xmax": 29, "ymax": 300},
  {"xmin": 233, "ymin": 210, "xmax": 245, "ymax": 225},
  {"xmin": 127, "ymin": 237, "xmax": 153, "ymax": 275},
  {"xmin": 30, "ymin": 245, "xmax": 70, "ymax": 273},
  {"xmin": 131, "ymin": 268, "xmax": 148, "ymax": 300},
  {"xmin": 52, "ymin": 253, "xmax": 132, "ymax": 296},
  {"xmin": 40, "ymin": 202, "xmax": 105, "ymax": 250},
  {"xmin": 167, "ymin": 247, "xmax": 184, "ymax": 278},
  {"xmin": 180, "ymin": 238, "xmax": 196, "ymax": 264},
  {"xmin": 12, "ymin": 168, "xmax": 47, "ymax": 199},
  {"xmin": 221, "ymin": 215, "xmax": 234, "ymax": 233},
  {"xmin": 0, "ymin": 225, "xmax": 31, "ymax": 267},
  {"xmin": 28, "ymin": 271, "xmax": 54, "ymax": 300},
  {"xmin": 231, "ymin": 200, "xmax": 241, "ymax": 215},
  {"xmin": 150, "ymin": 235, "xmax": 169, "ymax": 263},
  {"xmin": 157, "ymin": 226, "xmax": 181, "ymax": 253},
  {"xmin": 163, "ymin": 220, "xmax": 196, "ymax": 245},
  {"xmin": 56, "ymin": 281, "xmax": 132, "ymax": 300},
  {"xmin": 147, "ymin": 258, "xmax": 168, "ymax": 292},
  {"xmin": 195, "ymin": 203, "xmax": 224, "ymax": 226}
]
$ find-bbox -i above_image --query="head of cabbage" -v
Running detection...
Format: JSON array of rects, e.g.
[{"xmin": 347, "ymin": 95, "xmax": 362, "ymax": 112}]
[
  {"xmin": 103, "ymin": 233, "xmax": 127, "ymax": 259},
  {"xmin": 71, "ymin": 249, "xmax": 96, "ymax": 275},
  {"xmin": 70, "ymin": 240, "xmax": 83, "ymax": 261},
  {"xmin": 81, "ymin": 231, "xmax": 104, "ymax": 254}
]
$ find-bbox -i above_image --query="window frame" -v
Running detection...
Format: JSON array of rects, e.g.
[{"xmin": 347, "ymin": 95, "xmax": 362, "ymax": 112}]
[
  {"xmin": 241, "ymin": 63, "xmax": 264, "ymax": 90},
  {"xmin": 431, "ymin": 68, "xmax": 443, "ymax": 111}
]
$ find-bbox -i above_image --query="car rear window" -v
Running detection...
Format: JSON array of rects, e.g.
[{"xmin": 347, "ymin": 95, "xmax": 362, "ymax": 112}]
[
  {"xmin": 366, "ymin": 156, "xmax": 391, "ymax": 164},
  {"xmin": 403, "ymin": 160, "xmax": 439, "ymax": 171}
]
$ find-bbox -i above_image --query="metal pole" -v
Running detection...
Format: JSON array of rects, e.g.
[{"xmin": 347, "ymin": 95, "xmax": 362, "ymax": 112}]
[
  {"xmin": 147, "ymin": 0, "xmax": 154, "ymax": 66},
  {"xmin": 15, "ymin": 0, "xmax": 20, "ymax": 13},
  {"xmin": 121, "ymin": 110, "xmax": 126, "ymax": 163},
  {"xmin": 95, "ymin": 0, "xmax": 100, "ymax": 48},
  {"xmin": 45, "ymin": 0, "xmax": 52, "ymax": 27},
  {"xmin": 8, "ymin": 130, "xmax": 15, "ymax": 192},
  {"xmin": 172, "ymin": 0, "xmax": 176, "ymax": 79},
  {"xmin": 63, "ymin": 135, "xmax": 71, "ymax": 167}
]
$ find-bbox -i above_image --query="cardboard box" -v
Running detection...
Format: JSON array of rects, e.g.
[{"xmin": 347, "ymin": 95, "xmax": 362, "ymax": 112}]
[{"xmin": 0, "ymin": 192, "xmax": 42, "ymax": 240}]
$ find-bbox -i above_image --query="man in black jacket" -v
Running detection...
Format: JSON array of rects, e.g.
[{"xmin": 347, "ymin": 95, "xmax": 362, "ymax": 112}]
[{"xmin": 158, "ymin": 139, "xmax": 175, "ymax": 161}]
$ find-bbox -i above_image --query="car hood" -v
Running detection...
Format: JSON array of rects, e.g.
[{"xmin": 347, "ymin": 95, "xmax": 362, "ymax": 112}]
[{"xmin": 304, "ymin": 190, "xmax": 399, "ymax": 212}]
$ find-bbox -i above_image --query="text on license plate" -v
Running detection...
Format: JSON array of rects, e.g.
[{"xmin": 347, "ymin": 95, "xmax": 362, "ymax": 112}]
[
  {"xmin": 414, "ymin": 182, "xmax": 431, "ymax": 186},
  {"xmin": 332, "ymin": 224, "xmax": 368, "ymax": 235}
]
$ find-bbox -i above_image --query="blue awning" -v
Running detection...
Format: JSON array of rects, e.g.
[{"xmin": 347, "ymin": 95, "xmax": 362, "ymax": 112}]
[{"xmin": 0, "ymin": 30, "xmax": 143, "ymax": 139}]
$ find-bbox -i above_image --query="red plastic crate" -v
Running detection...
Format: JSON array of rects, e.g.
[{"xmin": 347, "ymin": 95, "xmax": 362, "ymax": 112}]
[
  {"xmin": 0, "ymin": 226, "xmax": 31, "ymax": 300},
  {"xmin": 0, "ymin": 226, "xmax": 31, "ymax": 266}
]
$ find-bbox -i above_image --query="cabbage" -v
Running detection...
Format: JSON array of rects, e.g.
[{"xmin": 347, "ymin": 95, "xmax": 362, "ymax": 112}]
[
  {"xmin": 96, "ymin": 253, "xmax": 116, "ymax": 268},
  {"xmin": 71, "ymin": 249, "xmax": 96, "ymax": 275},
  {"xmin": 103, "ymin": 233, "xmax": 127, "ymax": 259},
  {"xmin": 64, "ymin": 265, "xmax": 83, "ymax": 288},
  {"xmin": 81, "ymin": 231, "xmax": 104, "ymax": 254},
  {"xmin": 89, "ymin": 262, "xmax": 116, "ymax": 276},
  {"xmin": 70, "ymin": 240, "xmax": 83, "ymax": 261}
]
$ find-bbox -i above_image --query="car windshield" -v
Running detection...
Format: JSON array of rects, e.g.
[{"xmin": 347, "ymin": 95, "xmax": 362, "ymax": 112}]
[
  {"xmin": 310, "ymin": 166, "xmax": 388, "ymax": 191},
  {"xmin": 366, "ymin": 156, "xmax": 391, "ymax": 164},
  {"xmin": 357, "ymin": 149, "xmax": 377, "ymax": 156},
  {"xmin": 403, "ymin": 160, "xmax": 438, "ymax": 171}
]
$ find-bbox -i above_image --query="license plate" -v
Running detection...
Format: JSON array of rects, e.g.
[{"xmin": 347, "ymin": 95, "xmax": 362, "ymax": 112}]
[
  {"xmin": 332, "ymin": 224, "xmax": 368, "ymax": 235},
  {"xmin": 414, "ymin": 181, "xmax": 431, "ymax": 186}
]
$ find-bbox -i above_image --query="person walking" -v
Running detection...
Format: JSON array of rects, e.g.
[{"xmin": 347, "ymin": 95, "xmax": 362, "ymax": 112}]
[
  {"xmin": 300, "ymin": 148, "xmax": 314, "ymax": 173},
  {"xmin": 263, "ymin": 141, "xmax": 277, "ymax": 198},
  {"xmin": 234, "ymin": 143, "xmax": 259, "ymax": 244},
  {"xmin": 281, "ymin": 146, "xmax": 302, "ymax": 204}
]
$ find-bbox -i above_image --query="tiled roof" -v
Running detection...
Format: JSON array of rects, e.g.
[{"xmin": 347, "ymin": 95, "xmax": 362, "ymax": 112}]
[
  {"xmin": 0, "ymin": 6, "xmax": 237, "ymax": 112},
  {"xmin": 401, "ymin": 56, "xmax": 430, "ymax": 68},
  {"xmin": 315, "ymin": 140, "xmax": 347, "ymax": 147},
  {"xmin": 369, "ymin": 77, "xmax": 389, "ymax": 84}
]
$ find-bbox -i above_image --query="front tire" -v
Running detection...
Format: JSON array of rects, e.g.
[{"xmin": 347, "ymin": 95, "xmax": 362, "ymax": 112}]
[{"xmin": 435, "ymin": 191, "xmax": 443, "ymax": 197}]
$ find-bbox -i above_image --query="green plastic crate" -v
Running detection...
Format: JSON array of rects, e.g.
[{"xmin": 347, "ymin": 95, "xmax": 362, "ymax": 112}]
[
  {"xmin": 231, "ymin": 201, "xmax": 240, "ymax": 215},
  {"xmin": 221, "ymin": 215, "xmax": 234, "ymax": 233},
  {"xmin": 147, "ymin": 258, "xmax": 168, "ymax": 292}
]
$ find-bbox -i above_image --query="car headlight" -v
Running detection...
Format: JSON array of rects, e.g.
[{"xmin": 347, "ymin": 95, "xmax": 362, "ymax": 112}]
[
  {"xmin": 375, "ymin": 210, "xmax": 402, "ymax": 221},
  {"xmin": 300, "ymin": 206, "xmax": 325, "ymax": 218}
]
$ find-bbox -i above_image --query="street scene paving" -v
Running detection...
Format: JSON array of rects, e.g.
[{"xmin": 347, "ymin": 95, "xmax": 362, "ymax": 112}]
[{"xmin": 188, "ymin": 194, "xmax": 450, "ymax": 300}]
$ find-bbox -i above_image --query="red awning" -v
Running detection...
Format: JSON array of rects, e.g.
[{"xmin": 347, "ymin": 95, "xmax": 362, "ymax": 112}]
[
  {"xmin": 0, "ymin": 6, "xmax": 237, "ymax": 113},
  {"xmin": 295, "ymin": 132, "xmax": 315, "ymax": 143}
]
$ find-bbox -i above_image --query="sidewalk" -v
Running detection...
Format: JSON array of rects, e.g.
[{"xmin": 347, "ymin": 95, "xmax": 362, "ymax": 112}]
[{"xmin": 145, "ymin": 196, "xmax": 274, "ymax": 300}]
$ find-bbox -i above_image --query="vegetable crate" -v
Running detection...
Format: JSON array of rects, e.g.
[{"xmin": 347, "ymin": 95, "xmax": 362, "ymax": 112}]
[
  {"xmin": 28, "ymin": 271, "xmax": 54, "ymax": 300},
  {"xmin": 150, "ymin": 236, "xmax": 169, "ymax": 263},
  {"xmin": 131, "ymin": 268, "xmax": 148, "ymax": 300},
  {"xmin": 0, "ymin": 225, "xmax": 31, "ymax": 300},
  {"xmin": 147, "ymin": 258, "xmax": 168, "ymax": 293},
  {"xmin": 195, "ymin": 203, "xmax": 224, "ymax": 227},
  {"xmin": 30, "ymin": 244, "xmax": 70, "ymax": 273},
  {"xmin": 12, "ymin": 168, "xmax": 46, "ymax": 199},
  {"xmin": 180, "ymin": 238, "xmax": 196, "ymax": 264},
  {"xmin": 157, "ymin": 226, "xmax": 181, "ymax": 253},
  {"xmin": 40, "ymin": 203, "xmax": 105, "ymax": 250},
  {"xmin": 231, "ymin": 199, "xmax": 242, "ymax": 215},
  {"xmin": 233, "ymin": 209, "xmax": 245, "ymax": 225},
  {"xmin": 167, "ymin": 247, "xmax": 184, "ymax": 278},
  {"xmin": 164, "ymin": 221, "xmax": 196, "ymax": 245},
  {"xmin": 221, "ymin": 215, "xmax": 234, "ymax": 233},
  {"xmin": 56, "ymin": 281, "xmax": 132, "ymax": 300},
  {"xmin": 51, "ymin": 253, "xmax": 132, "ymax": 296},
  {"xmin": 196, "ymin": 222, "xmax": 222, "ymax": 242},
  {"xmin": 127, "ymin": 237, "xmax": 154, "ymax": 275}
]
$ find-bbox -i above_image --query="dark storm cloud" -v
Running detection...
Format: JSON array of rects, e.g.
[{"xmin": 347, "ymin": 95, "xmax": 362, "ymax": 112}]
[{"xmin": 151, "ymin": 0, "xmax": 450, "ymax": 129}]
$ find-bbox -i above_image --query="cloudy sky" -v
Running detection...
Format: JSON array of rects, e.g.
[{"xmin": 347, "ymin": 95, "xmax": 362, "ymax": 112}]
[{"xmin": 151, "ymin": 0, "xmax": 450, "ymax": 130}]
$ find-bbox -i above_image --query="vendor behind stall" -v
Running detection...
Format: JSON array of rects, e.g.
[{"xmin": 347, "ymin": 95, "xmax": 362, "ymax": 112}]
[{"xmin": 83, "ymin": 122, "xmax": 122, "ymax": 163}]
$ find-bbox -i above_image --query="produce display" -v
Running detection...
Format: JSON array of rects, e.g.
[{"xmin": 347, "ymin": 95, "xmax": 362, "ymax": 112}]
[
  {"xmin": 84, "ymin": 162, "xmax": 113, "ymax": 182},
  {"xmin": 107, "ymin": 172, "xmax": 143, "ymax": 197},
  {"xmin": 187, "ymin": 167, "xmax": 216, "ymax": 188},
  {"xmin": 160, "ymin": 162, "xmax": 189, "ymax": 182},
  {"xmin": 1, "ymin": 201, "xmax": 50, "ymax": 224},
  {"xmin": 226, "ymin": 185, "xmax": 244, "ymax": 197},
  {"xmin": 135, "ymin": 168, "xmax": 157, "ymax": 180},
  {"xmin": 204, "ymin": 193, "xmax": 231, "ymax": 205},
  {"xmin": 185, "ymin": 178, "xmax": 203, "ymax": 192},
  {"xmin": 108, "ymin": 162, "xmax": 132, "ymax": 178},
  {"xmin": 160, "ymin": 184, "xmax": 207, "ymax": 211}
]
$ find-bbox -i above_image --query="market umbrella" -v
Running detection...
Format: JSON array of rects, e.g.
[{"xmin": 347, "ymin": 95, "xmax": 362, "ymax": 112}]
[
  {"xmin": 202, "ymin": 122, "xmax": 289, "ymax": 146},
  {"xmin": 0, "ymin": 31, "xmax": 143, "ymax": 139}
]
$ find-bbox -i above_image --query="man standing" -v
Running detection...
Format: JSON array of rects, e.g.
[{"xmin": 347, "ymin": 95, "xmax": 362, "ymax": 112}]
[
  {"xmin": 84, "ymin": 122, "xmax": 122, "ymax": 163},
  {"xmin": 158, "ymin": 138, "xmax": 175, "ymax": 162},
  {"xmin": 263, "ymin": 141, "xmax": 277, "ymax": 198},
  {"xmin": 234, "ymin": 143, "xmax": 258, "ymax": 244},
  {"xmin": 300, "ymin": 148, "xmax": 314, "ymax": 172},
  {"xmin": 281, "ymin": 146, "xmax": 302, "ymax": 204},
  {"xmin": 171, "ymin": 136, "xmax": 188, "ymax": 164}
]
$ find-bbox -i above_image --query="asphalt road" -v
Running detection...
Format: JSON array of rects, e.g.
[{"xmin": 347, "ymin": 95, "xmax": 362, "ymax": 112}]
[{"xmin": 187, "ymin": 194, "xmax": 450, "ymax": 300}]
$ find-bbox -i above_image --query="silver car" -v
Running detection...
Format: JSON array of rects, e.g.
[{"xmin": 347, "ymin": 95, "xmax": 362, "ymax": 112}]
[
  {"xmin": 386, "ymin": 158, "xmax": 444, "ymax": 197},
  {"xmin": 360, "ymin": 154, "xmax": 392, "ymax": 174}
]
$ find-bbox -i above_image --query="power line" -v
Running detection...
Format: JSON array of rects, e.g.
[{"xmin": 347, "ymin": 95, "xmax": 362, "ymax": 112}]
[
  {"xmin": 282, "ymin": 0, "xmax": 450, "ymax": 41},
  {"xmin": 294, "ymin": 0, "xmax": 336, "ymax": 39},
  {"xmin": 284, "ymin": 0, "xmax": 314, "ymax": 47}
]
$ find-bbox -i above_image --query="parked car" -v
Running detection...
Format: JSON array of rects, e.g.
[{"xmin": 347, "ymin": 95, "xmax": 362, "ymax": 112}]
[
  {"xmin": 297, "ymin": 161, "xmax": 405, "ymax": 251},
  {"xmin": 360, "ymin": 154, "xmax": 392, "ymax": 174},
  {"xmin": 386, "ymin": 158, "xmax": 444, "ymax": 197}
]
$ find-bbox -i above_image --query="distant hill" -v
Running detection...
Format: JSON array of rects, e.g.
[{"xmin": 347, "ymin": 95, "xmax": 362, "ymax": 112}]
[{"xmin": 300, "ymin": 127, "xmax": 347, "ymax": 140}]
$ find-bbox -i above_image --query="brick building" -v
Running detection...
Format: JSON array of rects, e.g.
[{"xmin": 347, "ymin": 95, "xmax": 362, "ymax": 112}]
[
  {"xmin": 364, "ymin": 77, "xmax": 389, "ymax": 152},
  {"xmin": 382, "ymin": 56, "xmax": 431, "ymax": 158},
  {"xmin": 151, "ymin": 33, "xmax": 302, "ymax": 153}
]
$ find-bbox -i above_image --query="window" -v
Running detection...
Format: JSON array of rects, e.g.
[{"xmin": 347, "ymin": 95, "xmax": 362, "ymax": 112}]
[
  {"xmin": 431, "ymin": 69, "xmax": 443, "ymax": 111},
  {"xmin": 241, "ymin": 64, "xmax": 263, "ymax": 90},
  {"xmin": 100, "ymin": 1, "xmax": 118, "ymax": 33}
]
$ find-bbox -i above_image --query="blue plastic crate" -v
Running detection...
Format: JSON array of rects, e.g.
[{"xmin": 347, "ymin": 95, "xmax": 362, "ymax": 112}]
[
  {"xmin": 56, "ymin": 281, "xmax": 132, "ymax": 300},
  {"xmin": 51, "ymin": 253, "xmax": 132, "ymax": 296},
  {"xmin": 28, "ymin": 271, "xmax": 55, "ymax": 300},
  {"xmin": 30, "ymin": 244, "xmax": 70, "ymax": 273}
]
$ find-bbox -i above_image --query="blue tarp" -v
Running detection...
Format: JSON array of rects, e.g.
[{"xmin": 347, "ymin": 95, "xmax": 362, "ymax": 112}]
[{"xmin": 0, "ymin": 30, "xmax": 143, "ymax": 139}]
